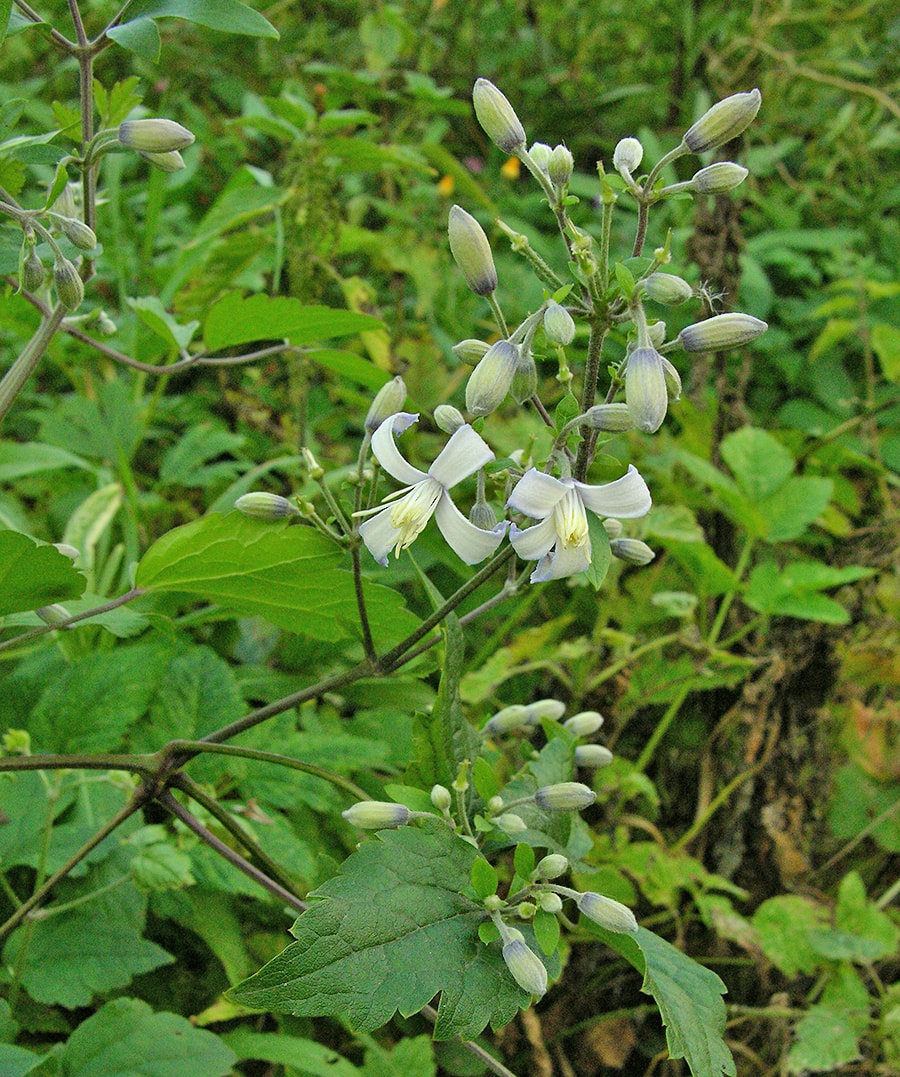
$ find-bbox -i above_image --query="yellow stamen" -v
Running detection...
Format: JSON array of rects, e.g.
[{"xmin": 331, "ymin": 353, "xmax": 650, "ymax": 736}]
[
  {"xmin": 554, "ymin": 488, "xmax": 590, "ymax": 550},
  {"xmin": 389, "ymin": 478, "xmax": 443, "ymax": 556}
]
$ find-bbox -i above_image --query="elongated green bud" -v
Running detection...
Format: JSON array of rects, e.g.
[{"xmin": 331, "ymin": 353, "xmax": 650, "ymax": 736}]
[
  {"xmin": 610, "ymin": 537, "xmax": 656, "ymax": 565},
  {"xmin": 643, "ymin": 272, "xmax": 693, "ymax": 305},
  {"xmin": 365, "ymin": 375, "xmax": 407, "ymax": 432},
  {"xmin": 452, "ymin": 338, "xmax": 490, "ymax": 366},
  {"xmin": 539, "ymin": 892, "xmax": 563, "ymax": 913},
  {"xmin": 469, "ymin": 497, "xmax": 498, "ymax": 530},
  {"xmin": 484, "ymin": 704, "xmax": 530, "ymax": 735},
  {"xmin": 661, "ymin": 356, "xmax": 682, "ymax": 402},
  {"xmin": 691, "ymin": 161, "xmax": 748, "ymax": 194},
  {"xmin": 534, "ymin": 782, "xmax": 596, "ymax": 811},
  {"xmin": 473, "ymin": 78, "xmax": 526, "ymax": 155},
  {"xmin": 548, "ymin": 144, "xmax": 574, "ymax": 189},
  {"xmin": 54, "ymin": 259, "xmax": 84, "ymax": 310},
  {"xmin": 576, "ymin": 891, "xmax": 638, "ymax": 933},
  {"xmin": 448, "ymin": 205, "xmax": 497, "ymax": 296},
  {"xmin": 583, "ymin": 403, "xmax": 636, "ymax": 432},
  {"xmin": 510, "ymin": 349, "xmax": 537, "ymax": 405},
  {"xmin": 430, "ymin": 784, "xmax": 452, "ymax": 812},
  {"xmin": 526, "ymin": 699, "xmax": 566, "ymax": 723},
  {"xmin": 501, "ymin": 933, "xmax": 548, "ymax": 996},
  {"xmin": 613, "ymin": 137, "xmax": 643, "ymax": 174},
  {"xmin": 465, "ymin": 339, "xmax": 519, "ymax": 416},
  {"xmin": 575, "ymin": 744, "xmax": 614, "ymax": 768},
  {"xmin": 22, "ymin": 248, "xmax": 45, "ymax": 292},
  {"xmin": 434, "ymin": 404, "xmax": 466, "ymax": 433},
  {"xmin": 528, "ymin": 142, "xmax": 552, "ymax": 172},
  {"xmin": 536, "ymin": 853, "xmax": 569, "ymax": 879},
  {"xmin": 137, "ymin": 150, "xmax": 186, "ymax": 173},
  {"xmin": 564, "ymin": 711, "xmax": 604, "ymax": 737},
  {"xmin": 341, "ymin": 800, "xmax": 410, "ymax": 829},
  {"xmin": 53, "ymin": 215, "xmax": 97, "ymax": 251},
  {"xmin": 36, "ymin": 604, "xmax": 71, "ymax": 627},
  {"xmin": 119, "ymin": 118, "xmax": 195, "ymax": 153},
  {"xmin": 678, "ymin": 313, "xmax": 767, "ymax": 352},
  {"xmin": 625, "ymin": 346, "xmax": 668, "ymax": 433},
  {"xmin": 235, "ymin": 492, "xmax": 300, "ymax": 519},
  {"xmin": 496, "ymin": 812, "xmax": 527, "ymax": 835},
  {"xmin": 543, "ymin": 301, "xmax": 576, "ymax": 345},
  {"xmin": 682, "ymin": 89, "xmax": 761, "ymax": 154}
]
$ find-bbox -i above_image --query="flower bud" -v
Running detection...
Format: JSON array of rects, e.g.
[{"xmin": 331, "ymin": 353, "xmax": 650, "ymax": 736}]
[
  {"xmin": 22, "ymin": 248, "xmax": 44, "ymax": 292},
  {"xmin": 538, "ymin": 892, "xmax": 563, "ymax": 913},
  {"xmin": 548, "ymin": 144, "xmax": 574, "ymax": 189},
  {"xmin": 452, "ymin": 338, "xmax": 490, "ymax": 365},
  {"xmin": 53, "ymin": 216, "xmax": 97, "ymax": 251},
  {"xmin": 690, "ymin": 161, "xmax": 748, "ymax": 194},
  {"xmin": 119, "ymin": 118, "xmax": 196, "ymax": 153},
  {"xmin": 35, "ymin": 604, "xmax": 71, "ymax": 627},
  {"xmin": 682, "ymin": 89, "xmax": 762, "ymax": 154},
  {"xmin": 613, "ymin": 137, "xmax": 643, "ymax": 174},
  {"xmin": 661, "ymin": 356, "xmax": 682, "ymax": 402},
  {"xmin": 510, "ymin": 349, "xmax": 537, "ymax": 405},
  {"xmin": 96, "ymin": 311, "xmax": 118, "ymax": 336},
  {"xmin": 431, "ymin": 784, "xmax": 452, "ymax": 812},
  {"xmin": 465, "ymin": 339, "xmax": 519, "ymax": 416},
  {"xmin": 534, "ymin": 781, "xmax": 596, "ymax": 811},
  {"xmin": 502, "ymin": 934, "xmax": 548, "ymax": 996},
  {"xmin": 516, "ymin": 901, "xmax": 537, "ymax": 919},
  {"xmin": 678, "ymin": 313, "xmax": 768, "ymax": 352},
  {"xmin": 576, "ymin": 891, "xmax": 638, "ymax": 933},
  {"xmin": 472, "ymin": 78, "xmax": 526, "ymax": 155},
  {"xmin": 469, "ymin": 497, "xmax": 498, "ymax": 530},
  {"xmin": 625, "ymin": 346, "xmax": 668, "ymax": 433},
  {"xmin": 53, "ymin": 258, "xmax": 84, "ymax": 310},
  {"xmin": 448, "ymin": 205, "xmax": 498, "ymax": 296},
  {"xmin": 137, "ymin": 150, "xmax": 186, "ymax": 173},
  {"xmin": 583, "ymin": 403, "xmax": 636, "ymax": 432},
  {"xmin": 647, "ymin": 320, "xmax": 666, "ymax": 348},
  {"xmin": 602, "ymin": 518, "xmax": 624, "ymax": 539},
  {"xmin": 564, "ymin": 711, "xmax": 604, "ymax": 737},
  {"xmin": 575, "ymin": 744, "xmax": 614, "ymax": 768},
  {"xmin": 487, "ymin": 795, "xmax": 504, "ymax": 815},
  {"xmin": 234, "ymin": 492, "xmax": 300, "ymax": 519},
  {"xmin": 365, "ymin": 376, "xmax": 407, "ymax": 432},
  {"xmin": 536, "ymin": 854, "xmax": 569, "ymax": 879},
  {"xmin": 341, "ymin": 800, "xmax": 410, "ymax": 829},
  {"xmin": 543, "ymin": 301, "xmax": 576, "ymax": 345},
  {"xmin": 643, "ymin": 272, "xmax": 693, "ymax": 305},
  {"xmin": 496, "ymin": 813, "xmax": 528, "ymax": 835},
  {"xmin": 484, "ymin": 704, "xmax": 530, "ymax": 735},
  {"xmin": 434, "ymin": 404, "xmax": 466, "ymax": 433},
  {"xmin": 527, "ymin": 142, "xmax": 552, "ymax": 171},
  {"xmin": 525, "ymin": 699, "xmax": 566, "ymax": 723},
  {"xmin": 610, "ymin": 538, "xmax": 656, "ymax": 565}
]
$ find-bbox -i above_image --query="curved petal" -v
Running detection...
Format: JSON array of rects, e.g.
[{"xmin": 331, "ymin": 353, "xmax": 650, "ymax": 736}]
[
  {"xmin": 531, "ymin": 539, "xmax": 591, "ymax": 583},
  {"xmin": 434, "ymin": 493, "xmax": 507, "ymax": 564},
  {"xmin": 509, "ymin": 516, "xmax": 558, "ymax": 560},
  {"xmin": 370, "ymin": 413, "xmax": 428, "ymax": 486},
  {"xmin": 428, "ymin": 424, "xmax": 494, "ymax": 488},
  {"xmin": 358, "ymin": 507, "xmax": 402, "ymax": 566},
  {"xmin": 506, "ymin": 469, "xmax": 568, "ymax": 519},
  {"xmin": 574, "ymin": 465, "xmax": 651, "ymax": 519}
]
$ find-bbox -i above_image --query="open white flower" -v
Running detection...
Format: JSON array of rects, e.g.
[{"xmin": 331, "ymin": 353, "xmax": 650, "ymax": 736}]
[
  {"xmin": 358, "ymin": 412, "xmax": 507, "ymax": 565},
  {"xmin": 507, "ymin": 467, "xmax": 651, "ymax": 582}
]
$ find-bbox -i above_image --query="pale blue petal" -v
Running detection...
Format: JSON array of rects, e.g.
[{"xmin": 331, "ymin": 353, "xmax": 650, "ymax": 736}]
[
  {"xmin": 574, "ymin": 465, "xmax": 651, "ymax": 519},
  {"xmin": 531, "ymin": 540, "xmax": 591, "ymax": 582},
  {"xmin": 428, "ymin": 424, "xmax": 494, "ymax": 488},
  {"xmin": 509, "ymin": 517, "xmax": 558, "ymax": 561},
  {"xmin": 507, "ymin": 469, "xmax": 567, "ymax": 519},
  {"xmin": 358, "ymin": 507, "xmax": 401, "ymax": 565},
  {"xmin": 370, "ymin": 413, "xmax": 428, "ymax": 486},
  {"xmin": 434, "ymin": 494, "xmax": 507, "ymax": 564}
]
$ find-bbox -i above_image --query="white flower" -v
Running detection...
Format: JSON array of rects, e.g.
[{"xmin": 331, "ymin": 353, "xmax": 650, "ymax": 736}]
[
  {"xmin": 507, "ymin": 467, "xmax": 651, "ymax": 582},
  {"xmin": 357, "ymin": 413, "xmax": 507, "ymax": 565}
]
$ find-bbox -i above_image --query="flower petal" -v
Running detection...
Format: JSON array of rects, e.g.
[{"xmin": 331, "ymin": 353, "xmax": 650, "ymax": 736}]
[
  {"xmin": 434, "ymin": 493, "xmax": 507, "ymax": 564},
  {"xmin": 531, "ymin": 540, "xmax": 591, "ymax": 582},
  {"xmin": 507, "ymin": 469, "xmax": 568, "ymax": 519},
  {"xmin": 370, "ymin": 413, "xmax": 428, "ymax": 486},
  {"xmin": 509, "ymin": 516, "xmax": 558, "ymax": 560},
  {"xmin": 358, "ymin": 507, "xmax": 402, "ymax": 566},
  {"xmin": 428, "ymin": 423, "xmax": 494, "ymax": 487},
  {"xmin": 574, "ymin": 465, "xmax": 651, "ymax": 519}
]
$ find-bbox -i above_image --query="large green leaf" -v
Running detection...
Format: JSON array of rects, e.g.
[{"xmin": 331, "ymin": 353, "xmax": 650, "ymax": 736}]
[
  {"xmin": 203, "ymin": 292, "xmax": 384, "ymax": 350},
  {"xmin": 136, "ymin": 513, "xmax": 417, "ymax": 644},
  {"xmin": 719, "ymin": 427, "xmax": 795, "ymax": 501},
  {"xmin": 0, "ymin": 530, "xmax": 85, "ymax": 615},
  {"xmin": 60, "ymin": 998, "xmax": 236, "ymax": 1077},
  {"xmin": 115, "ymin": 0, "xmax": 277, "ymax": 39},
  {"xmin": 229, "ymin": 821, "xmax": 548, "ymax": 1039},
  {"xmin": 592, "ymin": 926, "xmax": 736, "ymax": 1077}
]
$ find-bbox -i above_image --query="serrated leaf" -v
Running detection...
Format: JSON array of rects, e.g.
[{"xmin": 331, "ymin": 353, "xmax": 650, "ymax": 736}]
[
  {"xmin": 758, "ymin": 476, "xmax": 833, "ymax": 542},
  {"xmin": 834, "ymin": 871, "xmax": 900, "ymax": 959},
  {"xmin": 752, "ymin": 894, "xmax": 828, "ymax": 976},
  {"xmin": 135, "ymin": 513, "xmax": 416, "ymax": 643},
  {"xmin": 591, "ymin": 926, "xmax": 735, "ymax": 1077},
  {"xmin": 228, "ymin": 821, "xmax": 542, "ymax": 1039},
  {"xmin": 786, "ymin": 1005, "xmax": 861, "ymax": 1074},
  {"xmin": 0, "ymin": 530, "xmax": 85, "ymax": 615},
  {"xmin": 203, "ymin": 292, "xmax": 383, "ymax": 350},
  {"xmin": 720, "ymin": 427, "xmax": 795, "ymax": 501},
  {"xmin": 115, "ymin": 0, "xmax": 278, "ymax": 39},
  {"xmin": 60, "ymin": 998, "xmax": 235, "ymax": 1077}
]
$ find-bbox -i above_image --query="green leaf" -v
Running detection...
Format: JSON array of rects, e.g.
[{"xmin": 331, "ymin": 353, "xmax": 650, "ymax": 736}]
[
  {"xmin": 0, "ymin": 1045, "xmax": 55, "ymax": 1077},
  {"xmin": 127, "ymin": 296, "xmax": 200, "ymax": 352},
  {"xmin": 0, "ymin": 530, "xmax": 85, "ymax": 615},
  {"xmin": 834, "ymin": 871, "xmax": 900, "ymax": 960},
  {"xmin": 758, "ymin": 476, "xmax": 833, "ymax": 542},
  {"xmin": 591, "ymin": 926, "xmax": 735, "ymax": 1077},
  {"xmin": 116, "ymin": 0, "xmax": 277, "ymax": 39},
  {"xmin": 60, "ymin": 998, "xmax": 236, "ymax": 1077},
  {"xmin": 228, "ymin": 821, "xmax": 545, "ymax": 1039},
  {"xmin": 872, "ymin": 322, "xmax": 900, "ymax": 383},
  {"xmin": 363, "ymin": 1035, "xmax": 436, "ymax": 1077},
  {"xmin": 584, "ymin": 513, "xmax": 612, "ymax": 590},
  {"xmin": 470, "ymin": 857, "xmax": 498, "ymax": 899},
  {"xmin": 105, "ymin": 17, "xmax": 161, "ymax": 60},
  {"xmin": 829, "ymin": 763, "xmax": 900, "ymax": 852},
  {"xmin": 744, "ymin": 559, "xmax": 874, "ymax": 624},
  {"xmin": 752, "ymin": 894, "xmax": 829, "ymax": 976},
  {"xmin": 720, "ymin": 427, "xmax": 795, "ymax": 501},
  {"xmin": 305, "ymin": 348, "xmax": 391, "ymax": 391},
  {"xmin": 222, "ymin": 1029, "xmax": 361, "ymax": 1076},
  {"xmin": 1, "ymin": 0, "xmax": 12, "ymax": 45},
  {"xmin": 532, "ymin": 908, "xmax": 560, "ymax": 956},
  {"xmin": 158, "ymin": 423, "xmax": 245, "ymax": 487},
  {"xmin": 203, "ymin": 292, "xmax": 383, "ymax": 350},
  {"xmin": 135, "ymin": 513, "xmax": 416, "ymax": 643},
  {"xmin": 786, "ymin": 1005, "xmax": 861, "ymax": 1074}
]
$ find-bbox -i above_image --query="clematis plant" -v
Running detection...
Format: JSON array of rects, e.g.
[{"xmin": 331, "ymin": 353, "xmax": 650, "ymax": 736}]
[{"xmin": 356, "ymin": 412, "xmax": 507, "ymax": 565}]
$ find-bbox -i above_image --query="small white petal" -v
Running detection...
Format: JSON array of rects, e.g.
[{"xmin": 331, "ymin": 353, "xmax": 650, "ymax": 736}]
[
  {"xmin": 370, "ymin": 413, "xmax": 428, "ymax": 486},
  {"xmin": 507, "ymin": 469, "xmax": 568, "ymax": 519},
  {"xmin": 574, "ymin": 466, "xmax": 651, "ymax": 519},
  {"xmin": 428, "ymin": 424, "xmax": 494, "ymax": 487},
  {"xmin": 531, "ymin": 540, "xmax": 591, "ymax": 582},
  {"xmin": 358, "ymin": 507, "xmax": 402, "ymax": 565},
  {"xmin": 434, "ymin": 494, "xmax": 507, "ymax": 564},
  {"xmin": 509, "ymin": 516, "xmax": 558, "ymax": 561}
]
